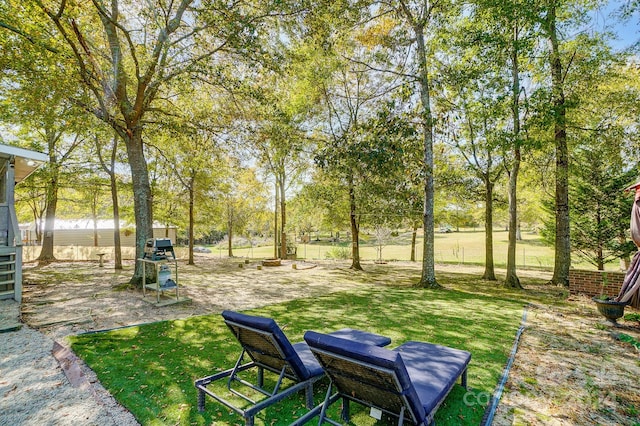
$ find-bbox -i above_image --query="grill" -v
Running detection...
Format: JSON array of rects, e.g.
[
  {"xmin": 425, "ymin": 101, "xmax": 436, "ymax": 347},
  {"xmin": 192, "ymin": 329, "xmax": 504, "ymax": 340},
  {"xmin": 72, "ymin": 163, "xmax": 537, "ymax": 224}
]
[{"xmin": 144, "ymin": 238, "xmax": 176, "ymax": 261}]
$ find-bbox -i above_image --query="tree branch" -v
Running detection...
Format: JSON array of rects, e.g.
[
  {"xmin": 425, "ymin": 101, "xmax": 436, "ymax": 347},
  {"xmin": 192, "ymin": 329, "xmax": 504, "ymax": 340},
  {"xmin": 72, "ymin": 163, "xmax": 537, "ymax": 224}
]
[{"xmin": 0, "ymin": 21, "xmax": 59, "ymax": 53}]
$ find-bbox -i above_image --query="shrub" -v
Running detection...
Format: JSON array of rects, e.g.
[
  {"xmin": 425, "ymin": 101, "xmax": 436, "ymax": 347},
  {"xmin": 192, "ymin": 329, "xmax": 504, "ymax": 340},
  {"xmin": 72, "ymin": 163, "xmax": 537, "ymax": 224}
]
[{"xmin": 325, "ymin": 246, "xmax": 350, "ymax": 260}]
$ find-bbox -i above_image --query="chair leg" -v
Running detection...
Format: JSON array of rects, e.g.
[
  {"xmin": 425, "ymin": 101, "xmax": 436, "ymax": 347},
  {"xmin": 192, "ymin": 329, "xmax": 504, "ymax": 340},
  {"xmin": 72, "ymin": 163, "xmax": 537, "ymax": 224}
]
[
  {"xmin": 245, "ymin": 415, "xmax": 255, "ymax": 426},
  {"xmin": 397, "ymin": 406, "xmax": 405, "ymax": 426},
  {"xmin": 305, "ymin": 382, "xmax": 314, "ymax": 409},
  {"xmin": 461, "ymin": 369, "xmax": 468, "ymax": 390},
  {"xmin": 340, "ymin": 397, "xmax": 350, "ymax": 422},
  {"xmin": 227, "ymin": 350, "xmax": 247, "ymax": 390},
  {"xmin": 318, "ymin": 383, "xmax": 333, "ymax": 426},
  {"xmin": 257, "ymin": 366, "xmax": 264, "ymax": 388},
  {"xmin": 197, "ymin": 388, "xmax": 205, "ymax": 412}
]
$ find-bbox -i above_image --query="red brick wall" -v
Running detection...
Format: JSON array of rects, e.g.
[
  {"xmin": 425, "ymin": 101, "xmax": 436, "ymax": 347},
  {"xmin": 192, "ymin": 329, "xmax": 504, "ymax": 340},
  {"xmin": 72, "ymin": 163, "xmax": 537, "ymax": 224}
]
[{"xmin": 568, "ymin": 269, "xmax": 625, "ymax": 298}]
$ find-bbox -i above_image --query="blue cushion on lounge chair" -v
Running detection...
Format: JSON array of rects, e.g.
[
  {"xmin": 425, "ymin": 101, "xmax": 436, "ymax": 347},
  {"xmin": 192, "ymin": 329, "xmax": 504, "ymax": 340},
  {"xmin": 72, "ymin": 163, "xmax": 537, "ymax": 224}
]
[
  {"xmin": 304, "ymin": 330, "xmax": 398, "ymax": 367},
  {"xmin": 291, "ymin": 342, "xmax": 324, "ymax": 377},
  {"xmin": 395, "ymin": 341, "xmax": 471, "ymax": 415},
  {"xmin": 222, "ymin": 310, "xmax": 321, "ymax": 380}
]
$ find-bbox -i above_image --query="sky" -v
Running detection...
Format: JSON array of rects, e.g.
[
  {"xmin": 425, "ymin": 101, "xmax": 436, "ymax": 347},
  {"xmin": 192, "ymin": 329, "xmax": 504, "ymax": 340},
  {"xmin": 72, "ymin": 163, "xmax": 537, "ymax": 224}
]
[{"xmin": 593, "ymin": 1, "xmax": 638, "ymax": 52}]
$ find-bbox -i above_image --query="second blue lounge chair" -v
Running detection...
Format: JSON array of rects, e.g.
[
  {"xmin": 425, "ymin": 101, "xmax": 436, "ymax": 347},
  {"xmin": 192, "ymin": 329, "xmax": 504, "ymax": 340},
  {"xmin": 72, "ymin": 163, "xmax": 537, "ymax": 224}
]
[{"xmin": 300, "ymin": 331, "xmax": 472, "ymax": 426}]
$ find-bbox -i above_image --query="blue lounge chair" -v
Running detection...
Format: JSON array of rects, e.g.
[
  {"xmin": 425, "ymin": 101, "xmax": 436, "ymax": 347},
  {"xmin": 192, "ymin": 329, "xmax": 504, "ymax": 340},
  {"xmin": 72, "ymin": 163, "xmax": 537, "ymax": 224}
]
[
  {"xmin": 300, "ymin": 331, "xmax": 471, "ymax": 426},
  {"xmin": 195, "ymin": 310, "xmax": 326, "ymax": 425}
]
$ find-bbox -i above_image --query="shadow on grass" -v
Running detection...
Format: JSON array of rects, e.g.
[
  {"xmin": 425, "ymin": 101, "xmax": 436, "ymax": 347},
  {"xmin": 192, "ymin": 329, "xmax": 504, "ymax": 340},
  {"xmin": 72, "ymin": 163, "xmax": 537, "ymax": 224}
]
[{"xmin": 70, "ymin": 274, "xmax": 542, "ymax": 426}]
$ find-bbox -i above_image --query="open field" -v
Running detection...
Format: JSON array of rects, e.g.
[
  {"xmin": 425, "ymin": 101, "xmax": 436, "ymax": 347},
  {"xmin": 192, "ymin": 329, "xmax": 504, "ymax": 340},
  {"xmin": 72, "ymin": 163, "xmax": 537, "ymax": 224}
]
[
  {"xmin": 22, "ymin": 228, "xmax": 614, "ymax": 271},
  {"xmin": 240, "ymin": 229, "xmax": 559, "ymax": 269}
]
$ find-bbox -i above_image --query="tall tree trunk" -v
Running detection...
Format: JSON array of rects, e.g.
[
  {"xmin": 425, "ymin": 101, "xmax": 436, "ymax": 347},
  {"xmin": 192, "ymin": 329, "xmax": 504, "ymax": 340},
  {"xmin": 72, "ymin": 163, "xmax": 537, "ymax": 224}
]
[
  {"xmin": 596, "ymin": 205, "xmax": 603, "ymax": 270},
  {"xmin": 279, "ymin": 176, "xmax": 287, "ymax": 259},
  {"xmin": 100, "ymin": 134, "xmax": 123, "ymax": 270},
  {"xmin": 483, "ymin": 178, "xmax": 497, "ymax": 280},
  {"xmin": 410, "ymin": 225, "xmax": 418, "ymax": 262},
  {"xmin": 188, "ymin": 184, "xmax": 195, "ymax": 265},
  {"xmin": 227, "ymin": 216, "xmax": 234, "ymax": 257},
  {"xmin": 38, "ymin": 145, "xmax": 59, "ymax": 264},
  {"xmin": 414, "ymin": 25, "xmax": 439, "ymax": 288},
  {"xmin": 548, "ymin": 3, "xmax": 571, "ymax": 286},
  {"xmin": 110, "ymin": 173, "xmax": 122, "ymax": 270},
  {"xmin": 348, "ymin": 176, "xmax": 362, "ymax": 270},
  {"xmin": 38, "ymin": 181, "xmax": 58, "ymax": 264},
  {"xmin": 92, "ymin": 201, "xmax": 98, "ymax": 247},
  {"xmin": 506, "ymin": 20, "xmax": 523, "ymax": 289},
  {"xmin": 274, "ymin": 181, "xmax": 278, "ymax": 258},
  {"xmin": 597, "ymin": 247, "xmax": 604, "ymax": 271},
  {"xmin": 29, "ymin": 202, "xmax": 44, "ymax": 244},
  {"xmin": 506, "ymin": 151, "xmax": 521, "ymax": 288},
  {"xmin": 123, "ymin": 129, "xmax": 154, "ymax": 286}
]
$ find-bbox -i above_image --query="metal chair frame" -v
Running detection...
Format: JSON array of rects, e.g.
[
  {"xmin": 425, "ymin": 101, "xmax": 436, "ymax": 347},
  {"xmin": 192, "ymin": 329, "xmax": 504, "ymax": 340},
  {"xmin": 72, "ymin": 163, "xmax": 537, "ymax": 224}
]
[{"xmin": 195, "ymin": 320, "xmax": 320, "ymax": 426}]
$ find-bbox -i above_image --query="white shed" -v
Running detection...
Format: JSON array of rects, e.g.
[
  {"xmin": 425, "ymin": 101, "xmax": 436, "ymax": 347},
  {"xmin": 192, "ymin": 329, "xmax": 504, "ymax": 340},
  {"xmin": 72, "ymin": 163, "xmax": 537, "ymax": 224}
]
[
  {"xmin": 20, "ymin": 220, "xmax": 177, "ymax": 248},
  {"xmin": 0, "ymin": 144, "xmax": 47, "ymax": 303}
]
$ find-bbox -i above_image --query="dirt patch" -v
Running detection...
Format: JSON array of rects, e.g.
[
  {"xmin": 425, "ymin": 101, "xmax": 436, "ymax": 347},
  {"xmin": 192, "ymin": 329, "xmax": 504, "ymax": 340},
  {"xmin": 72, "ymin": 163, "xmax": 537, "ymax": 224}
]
[
  {"xmin": 20, "ymin": 257, "xmax": 368, "ymax": 341},
  {"xmin": 493, "ymin": 298, "xmax": 640, "ymax": 425}
]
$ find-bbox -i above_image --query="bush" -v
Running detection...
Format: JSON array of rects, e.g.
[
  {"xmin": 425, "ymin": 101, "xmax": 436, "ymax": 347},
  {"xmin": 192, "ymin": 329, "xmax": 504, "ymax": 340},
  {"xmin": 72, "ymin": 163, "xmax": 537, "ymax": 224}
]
[{"xmin": 325, "ymin": 246, "xmax": 350, "ymax": 260}]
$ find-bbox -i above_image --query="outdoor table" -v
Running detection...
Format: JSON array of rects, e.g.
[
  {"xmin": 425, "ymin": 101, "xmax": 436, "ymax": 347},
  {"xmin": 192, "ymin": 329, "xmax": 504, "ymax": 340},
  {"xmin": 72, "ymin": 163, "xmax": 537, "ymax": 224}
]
[{"xmin": 138, "ymin": 257, "xmax": 179, "ymax": 304}]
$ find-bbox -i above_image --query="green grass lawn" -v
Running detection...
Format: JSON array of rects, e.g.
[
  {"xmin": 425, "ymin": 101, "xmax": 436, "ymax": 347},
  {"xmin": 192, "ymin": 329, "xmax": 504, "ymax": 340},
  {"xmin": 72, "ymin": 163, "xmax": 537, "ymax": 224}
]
[
  {"xmin": 224, "ymin": 228, "xmax": 605, "ymax": 271},
  {"xmin": 69, "ymin": 274, "xmax": 535, "ymax": 426}
]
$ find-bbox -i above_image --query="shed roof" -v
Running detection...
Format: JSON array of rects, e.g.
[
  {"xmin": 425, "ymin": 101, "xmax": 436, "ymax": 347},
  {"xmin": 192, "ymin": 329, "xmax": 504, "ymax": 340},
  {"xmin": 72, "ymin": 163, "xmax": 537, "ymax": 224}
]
[{"xmin": 21, "ymin": 219, "xmax": 176, "ymax": 231}]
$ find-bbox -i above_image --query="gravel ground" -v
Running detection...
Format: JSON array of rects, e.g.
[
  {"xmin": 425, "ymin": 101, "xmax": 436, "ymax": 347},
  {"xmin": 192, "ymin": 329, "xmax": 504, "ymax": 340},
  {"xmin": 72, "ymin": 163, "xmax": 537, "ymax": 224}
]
[{"xmin": 0, "ymin": 300, "xmax": 138, "ymax": 426}]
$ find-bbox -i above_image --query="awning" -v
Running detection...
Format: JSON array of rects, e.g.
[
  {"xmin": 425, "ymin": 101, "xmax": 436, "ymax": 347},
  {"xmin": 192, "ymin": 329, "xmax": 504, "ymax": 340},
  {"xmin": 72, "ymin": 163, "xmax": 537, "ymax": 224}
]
[{"xmin": 0, "ymin": 143, "xmax": 48, "ymax": 183}]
